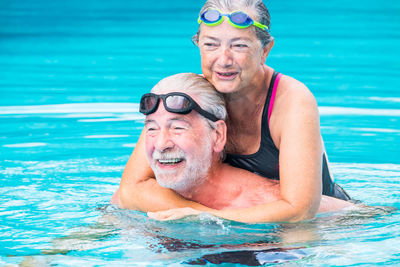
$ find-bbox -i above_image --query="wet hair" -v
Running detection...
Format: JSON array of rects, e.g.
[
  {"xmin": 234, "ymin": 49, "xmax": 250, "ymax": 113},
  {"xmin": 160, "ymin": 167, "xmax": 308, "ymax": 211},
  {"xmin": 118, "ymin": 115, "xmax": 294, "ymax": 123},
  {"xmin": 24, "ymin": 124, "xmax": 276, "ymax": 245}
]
[
  {"xmin": 151, "ymin": 73, "xmax": 227, "ymax": 124},
  {"xmin": 192, "ymin": 0, "xmax": 273, "ymax": 47}
]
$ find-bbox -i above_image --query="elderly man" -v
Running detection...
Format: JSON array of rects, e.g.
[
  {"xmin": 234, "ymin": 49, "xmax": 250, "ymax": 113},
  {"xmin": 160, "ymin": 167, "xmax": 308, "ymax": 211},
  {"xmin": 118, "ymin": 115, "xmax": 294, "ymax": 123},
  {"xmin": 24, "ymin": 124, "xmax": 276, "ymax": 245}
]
[{"xmin": 112, "ymin": 73, "xmax": 353, "ymax": 222}]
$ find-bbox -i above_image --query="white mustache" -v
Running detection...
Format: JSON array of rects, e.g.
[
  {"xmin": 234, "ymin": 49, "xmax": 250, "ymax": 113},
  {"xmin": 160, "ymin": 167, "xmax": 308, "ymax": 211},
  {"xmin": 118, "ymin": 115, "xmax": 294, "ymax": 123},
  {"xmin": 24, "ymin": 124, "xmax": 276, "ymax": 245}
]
[{"xmin": 152, "ymin": 149, "xmax": 185, "ymax": 161}]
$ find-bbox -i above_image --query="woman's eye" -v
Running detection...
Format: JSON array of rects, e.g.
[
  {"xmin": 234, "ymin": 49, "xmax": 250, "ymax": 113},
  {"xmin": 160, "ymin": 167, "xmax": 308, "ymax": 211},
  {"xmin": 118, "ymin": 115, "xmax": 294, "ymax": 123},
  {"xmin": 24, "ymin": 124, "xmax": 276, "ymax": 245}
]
[{"xmin": 203, "ymin": 42, "xmax": 219, "ymax": 49}]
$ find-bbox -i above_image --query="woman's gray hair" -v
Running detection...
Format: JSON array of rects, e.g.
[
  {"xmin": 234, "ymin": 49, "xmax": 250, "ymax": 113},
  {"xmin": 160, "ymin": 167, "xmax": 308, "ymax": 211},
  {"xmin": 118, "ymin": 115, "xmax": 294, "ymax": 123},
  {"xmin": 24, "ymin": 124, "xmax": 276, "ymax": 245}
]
[
  {"xmin": 151, "ymin": 73, "xmax": 227, "ymax": 125},
  {"xmin": 192, "ymin": 0, "xmax": 273, "ymax": 47}
]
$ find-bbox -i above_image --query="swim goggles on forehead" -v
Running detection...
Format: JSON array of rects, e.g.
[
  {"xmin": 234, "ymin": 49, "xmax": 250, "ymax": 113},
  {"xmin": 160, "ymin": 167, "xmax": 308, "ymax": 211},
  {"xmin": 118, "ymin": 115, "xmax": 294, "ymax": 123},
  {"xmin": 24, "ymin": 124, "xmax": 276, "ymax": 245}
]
[
  {"xmin": 198, "ymin": 9, "xmax": 269, "ymax": 31},
  {"xmin": 139, "ymin": 92, "xmax": 219, "ymax": 122}
]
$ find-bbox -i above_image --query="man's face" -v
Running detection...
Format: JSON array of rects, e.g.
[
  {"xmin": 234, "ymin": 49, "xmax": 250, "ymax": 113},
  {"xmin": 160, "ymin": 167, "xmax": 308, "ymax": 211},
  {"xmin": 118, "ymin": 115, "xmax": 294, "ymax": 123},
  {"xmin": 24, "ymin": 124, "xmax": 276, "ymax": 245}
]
[{"xmin": 144, "ymin": 99, "xmax": 214, "ymax": 194}]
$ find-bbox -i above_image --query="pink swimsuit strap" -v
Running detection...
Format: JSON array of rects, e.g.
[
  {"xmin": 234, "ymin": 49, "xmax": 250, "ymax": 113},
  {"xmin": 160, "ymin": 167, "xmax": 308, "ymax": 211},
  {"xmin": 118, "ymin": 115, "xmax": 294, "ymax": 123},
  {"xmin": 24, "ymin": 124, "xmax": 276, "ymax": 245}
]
[{"xmin": 267, "ymin": 73, "xmax": 283, "ymax": 124}]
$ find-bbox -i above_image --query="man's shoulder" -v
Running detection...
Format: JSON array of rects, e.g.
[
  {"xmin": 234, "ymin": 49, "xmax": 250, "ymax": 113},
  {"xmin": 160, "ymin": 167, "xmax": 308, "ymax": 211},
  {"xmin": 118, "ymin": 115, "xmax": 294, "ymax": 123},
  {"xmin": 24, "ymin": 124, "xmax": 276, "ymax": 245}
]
[{"xmin": 220, "ymin": 163, "xmax": 277, "ymax": 186}]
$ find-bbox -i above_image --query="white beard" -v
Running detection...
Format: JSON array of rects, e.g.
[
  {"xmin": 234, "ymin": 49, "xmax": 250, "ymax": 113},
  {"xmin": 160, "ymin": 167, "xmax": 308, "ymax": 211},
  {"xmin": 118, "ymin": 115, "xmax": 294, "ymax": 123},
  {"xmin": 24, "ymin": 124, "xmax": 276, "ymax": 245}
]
[{"xmin": 150, "ymin": 136, "xmax": 213, "ymax": 196}]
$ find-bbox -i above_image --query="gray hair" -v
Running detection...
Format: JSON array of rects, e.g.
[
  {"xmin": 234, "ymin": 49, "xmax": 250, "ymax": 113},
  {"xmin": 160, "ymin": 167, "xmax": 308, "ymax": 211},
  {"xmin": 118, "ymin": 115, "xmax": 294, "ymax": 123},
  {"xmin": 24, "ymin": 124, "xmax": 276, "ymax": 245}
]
[
  {"xmin": 192, "ymin": 0, "xmax": 273, "ymax": 47},
  {"xmin": 151, "ymin": 73, "xmax": 227, "ymax": 126}
]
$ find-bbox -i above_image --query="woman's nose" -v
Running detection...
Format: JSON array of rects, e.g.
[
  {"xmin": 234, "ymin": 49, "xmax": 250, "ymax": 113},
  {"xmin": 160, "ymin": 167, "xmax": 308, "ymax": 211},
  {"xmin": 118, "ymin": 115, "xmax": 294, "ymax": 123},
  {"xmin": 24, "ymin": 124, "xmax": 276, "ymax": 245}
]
[{"xmin": 216, "ymin": 46, "xmax": 233, "ymax": 67}]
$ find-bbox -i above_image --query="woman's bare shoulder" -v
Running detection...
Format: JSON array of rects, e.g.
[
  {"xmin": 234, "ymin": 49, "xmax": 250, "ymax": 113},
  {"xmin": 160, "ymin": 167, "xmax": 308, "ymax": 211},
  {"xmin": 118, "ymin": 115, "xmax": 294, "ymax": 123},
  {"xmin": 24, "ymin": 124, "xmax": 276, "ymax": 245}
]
[
  {"xmin": 275, "ymin": 74, "xmax": 319, "ymax": 115},
  {"xmin": 269, "ymin": 74, "xmax": 320, "ymax": 145}
]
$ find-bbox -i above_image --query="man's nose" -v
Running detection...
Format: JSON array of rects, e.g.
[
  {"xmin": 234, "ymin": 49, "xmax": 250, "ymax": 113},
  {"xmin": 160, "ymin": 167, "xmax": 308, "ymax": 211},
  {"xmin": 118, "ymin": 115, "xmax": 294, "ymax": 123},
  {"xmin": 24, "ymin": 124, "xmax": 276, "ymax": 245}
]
[
  {"xmin": 216, "ymin": 46, "xmax": 233, "ymax": 67},
  {"xmin": 155, "ymin": 128, "xmax": 174, "ymax": 151}
]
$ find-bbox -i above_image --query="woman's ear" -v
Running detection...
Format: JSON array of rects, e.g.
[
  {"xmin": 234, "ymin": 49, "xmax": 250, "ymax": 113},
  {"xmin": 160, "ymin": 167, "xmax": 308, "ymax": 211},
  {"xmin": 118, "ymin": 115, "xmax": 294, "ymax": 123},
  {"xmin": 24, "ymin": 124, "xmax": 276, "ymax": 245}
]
[
  {"xmin": 261, "ymin": 38, "xmax": 274, "ymax": 63},
  {"xmin": 212, "ymin": 120, "xmax": 227, "ymax": 154}
]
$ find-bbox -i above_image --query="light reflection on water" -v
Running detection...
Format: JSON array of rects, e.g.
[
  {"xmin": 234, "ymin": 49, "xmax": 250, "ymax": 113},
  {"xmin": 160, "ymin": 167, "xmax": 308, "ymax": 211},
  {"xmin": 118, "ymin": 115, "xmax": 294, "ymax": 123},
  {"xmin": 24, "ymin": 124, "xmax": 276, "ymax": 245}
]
[{"xmin": 1, "ymin": 0, "xmax": 400, "ymax": 265}]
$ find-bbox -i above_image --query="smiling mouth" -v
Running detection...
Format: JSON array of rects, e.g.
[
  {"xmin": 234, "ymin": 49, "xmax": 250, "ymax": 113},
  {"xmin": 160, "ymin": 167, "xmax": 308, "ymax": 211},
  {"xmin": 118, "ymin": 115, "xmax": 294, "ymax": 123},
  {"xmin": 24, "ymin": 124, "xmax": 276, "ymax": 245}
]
[
  {"xmin": 216, "ymin": 71, "xmax": 238, "ymax": 79},
  {"xmin": 157, "ymin": 158, "xmax": 184, "ymax": 165}
]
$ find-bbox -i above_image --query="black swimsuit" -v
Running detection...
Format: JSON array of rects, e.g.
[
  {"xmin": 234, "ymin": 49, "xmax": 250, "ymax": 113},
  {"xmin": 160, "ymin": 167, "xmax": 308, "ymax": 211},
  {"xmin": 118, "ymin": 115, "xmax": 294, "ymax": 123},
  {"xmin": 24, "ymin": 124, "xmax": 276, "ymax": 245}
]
[{"xmin": 224, "ymin": 71, "xmax": 351, "ymax": 200}]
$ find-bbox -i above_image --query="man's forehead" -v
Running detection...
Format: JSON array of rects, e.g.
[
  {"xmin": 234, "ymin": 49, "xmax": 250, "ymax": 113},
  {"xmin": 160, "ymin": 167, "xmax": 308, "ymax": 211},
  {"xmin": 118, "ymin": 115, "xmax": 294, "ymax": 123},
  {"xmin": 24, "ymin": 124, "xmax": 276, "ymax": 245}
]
[{"xmin": 145, "ymin": 112, "xmax": 196, "ymax": 125}]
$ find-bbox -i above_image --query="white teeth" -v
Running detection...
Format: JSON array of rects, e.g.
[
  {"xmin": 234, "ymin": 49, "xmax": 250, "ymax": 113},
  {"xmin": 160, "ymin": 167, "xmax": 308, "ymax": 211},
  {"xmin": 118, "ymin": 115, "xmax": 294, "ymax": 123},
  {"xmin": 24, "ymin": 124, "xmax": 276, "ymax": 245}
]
[
  {"xmin": 220, "ymin": 72, "xmax": 235, "ymax": 76},
  {"xmin": 152, "ymin": 150, "xmax": 185, "ymax": 165},
  {"xmin": 158, "ymin": 158, "xmax": 182, "ymax": 164}
]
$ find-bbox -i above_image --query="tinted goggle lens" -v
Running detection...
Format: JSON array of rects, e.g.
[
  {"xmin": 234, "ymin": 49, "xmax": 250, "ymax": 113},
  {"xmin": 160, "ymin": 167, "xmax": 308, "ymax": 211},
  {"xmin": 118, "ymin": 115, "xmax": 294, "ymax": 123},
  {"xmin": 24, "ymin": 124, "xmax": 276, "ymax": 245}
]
[
  {"xmin": 140, "ymin": 94, "xmax": 191, "ymax": 114},
  {"xmin": 202, "ymin": 9, "xmax": 221, "ymax": 23},
  {"xmin": 140, "ymin": 95, "xmax": 157, "ymax": 113},
  {"xmin": 165, "ymin": 95, "xmax": 191, "ymax": 111},
  {"xmin": 230, "ymin": 11, "xmax": 252, "ymax": 26}
]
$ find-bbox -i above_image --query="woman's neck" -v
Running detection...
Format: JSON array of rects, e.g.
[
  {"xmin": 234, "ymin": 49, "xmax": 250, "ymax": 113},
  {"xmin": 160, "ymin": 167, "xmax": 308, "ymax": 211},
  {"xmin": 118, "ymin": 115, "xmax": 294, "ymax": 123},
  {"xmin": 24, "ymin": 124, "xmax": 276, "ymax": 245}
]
[{"xmin": 225, "ymin": 65, "xmax": 272, "ymax": 124}]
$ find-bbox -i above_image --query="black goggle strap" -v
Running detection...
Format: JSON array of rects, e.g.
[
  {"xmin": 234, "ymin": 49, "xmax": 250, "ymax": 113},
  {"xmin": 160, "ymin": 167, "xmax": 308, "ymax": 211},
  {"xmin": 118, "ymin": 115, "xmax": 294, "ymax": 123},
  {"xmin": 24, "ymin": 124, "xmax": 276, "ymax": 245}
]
[{"xmin": 189, "ymin": 100, "xmax": 219, "ymax": 122}]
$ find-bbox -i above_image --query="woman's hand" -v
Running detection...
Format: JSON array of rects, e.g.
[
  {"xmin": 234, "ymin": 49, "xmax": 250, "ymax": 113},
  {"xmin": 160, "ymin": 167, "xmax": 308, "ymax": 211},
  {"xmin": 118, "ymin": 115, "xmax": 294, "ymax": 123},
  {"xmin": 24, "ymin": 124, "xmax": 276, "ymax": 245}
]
[{"xmin": 147, "ymin": 207, "xmax": 202, "ymax": 221}]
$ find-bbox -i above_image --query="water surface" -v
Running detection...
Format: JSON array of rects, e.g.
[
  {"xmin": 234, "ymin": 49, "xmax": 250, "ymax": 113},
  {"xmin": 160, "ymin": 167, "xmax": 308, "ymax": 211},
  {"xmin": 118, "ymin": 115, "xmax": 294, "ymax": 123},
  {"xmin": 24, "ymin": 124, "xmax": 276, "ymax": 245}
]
[{"xmin": 1, "ymin": 0, "xmax": 400, "ymax": 266}]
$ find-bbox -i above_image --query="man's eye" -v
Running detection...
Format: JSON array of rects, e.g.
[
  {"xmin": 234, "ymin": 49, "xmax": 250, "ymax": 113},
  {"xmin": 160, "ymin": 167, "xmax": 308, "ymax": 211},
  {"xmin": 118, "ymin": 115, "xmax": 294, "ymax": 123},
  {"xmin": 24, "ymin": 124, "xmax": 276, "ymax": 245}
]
[
  {"xmin": 233, "ymin": 44, "xmax": 248, "ymax": 48},
  {"xmin": 146, "ymin": 128, "xmax": 157, "ymax": 133},
  {"xmin": 173, "ymin": 126, "xmax": 186, "ymax": 130},
  {"xmin": 145, "ymin": 125, "xmax": 158, "ymax": 132}
]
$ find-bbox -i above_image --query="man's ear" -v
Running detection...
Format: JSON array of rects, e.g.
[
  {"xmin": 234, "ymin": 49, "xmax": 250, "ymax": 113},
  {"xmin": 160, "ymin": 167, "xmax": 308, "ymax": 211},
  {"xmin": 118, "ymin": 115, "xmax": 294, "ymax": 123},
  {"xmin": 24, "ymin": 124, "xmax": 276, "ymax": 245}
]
[
  {"xmin": 212, "ymin": 120, "xmax": 227, "ymax": 153},
  {"xmin": 261, "ymin": 38, "xmax": 274, "ymax": 63}
]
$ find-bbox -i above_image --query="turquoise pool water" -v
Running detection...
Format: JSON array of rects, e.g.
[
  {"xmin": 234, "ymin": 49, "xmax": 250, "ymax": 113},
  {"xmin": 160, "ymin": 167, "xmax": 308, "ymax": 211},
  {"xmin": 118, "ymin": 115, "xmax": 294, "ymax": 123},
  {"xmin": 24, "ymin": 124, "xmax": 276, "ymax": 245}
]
[{"xmin": 1, "ymin": 0, "xmax": 400, "ymax": 266}]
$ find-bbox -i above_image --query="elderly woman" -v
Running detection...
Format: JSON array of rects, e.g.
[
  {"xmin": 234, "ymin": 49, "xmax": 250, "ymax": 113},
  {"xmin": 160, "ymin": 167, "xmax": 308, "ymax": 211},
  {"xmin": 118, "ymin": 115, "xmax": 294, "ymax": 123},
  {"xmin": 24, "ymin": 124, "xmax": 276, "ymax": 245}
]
[{"xmin": 112, "ymin": 0, "xmax": 351, "ymax": 223}]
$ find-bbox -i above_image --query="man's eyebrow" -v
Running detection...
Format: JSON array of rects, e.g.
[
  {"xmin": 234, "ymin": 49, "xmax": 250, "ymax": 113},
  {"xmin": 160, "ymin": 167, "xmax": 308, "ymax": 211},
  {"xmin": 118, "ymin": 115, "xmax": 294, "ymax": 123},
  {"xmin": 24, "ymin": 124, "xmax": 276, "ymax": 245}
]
[
  {"xmin": 169, "ymin": 117, "xmax": 191, "ymax": 124},
  {"xmin": 144, "ymin": 116, "xmax": 191, "ymax": 125},
  {"xmin": 144, "ymin": 119, "xmax": 156, "ymax": 125}
]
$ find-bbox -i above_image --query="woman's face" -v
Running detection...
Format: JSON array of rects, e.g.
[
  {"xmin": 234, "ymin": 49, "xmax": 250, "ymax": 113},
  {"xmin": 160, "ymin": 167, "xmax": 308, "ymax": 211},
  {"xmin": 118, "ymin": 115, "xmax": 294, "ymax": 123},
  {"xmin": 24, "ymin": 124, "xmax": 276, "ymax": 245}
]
[{"xmin": 197, "ymin": 12, "xmax": 269, "ymax": 94}]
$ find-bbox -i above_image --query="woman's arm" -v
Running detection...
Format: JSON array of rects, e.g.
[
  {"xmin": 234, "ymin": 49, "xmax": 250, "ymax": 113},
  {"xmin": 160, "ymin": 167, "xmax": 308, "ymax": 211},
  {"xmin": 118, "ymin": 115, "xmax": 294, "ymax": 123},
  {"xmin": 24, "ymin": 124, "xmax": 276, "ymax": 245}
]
[
  {"xmin": 148, "ymin": 77, "xmax": 323, "ymax": 223},
  {"xmin": 268, "ymin": 77, "xmax": 323, "ymax": 221},
  {"xmin": 114, "ymin": 129, "xmax": 211, "ymax": 211},
  {"xmin": 214, "ymin": 78, "xmax": 323, "ymax": 222}
]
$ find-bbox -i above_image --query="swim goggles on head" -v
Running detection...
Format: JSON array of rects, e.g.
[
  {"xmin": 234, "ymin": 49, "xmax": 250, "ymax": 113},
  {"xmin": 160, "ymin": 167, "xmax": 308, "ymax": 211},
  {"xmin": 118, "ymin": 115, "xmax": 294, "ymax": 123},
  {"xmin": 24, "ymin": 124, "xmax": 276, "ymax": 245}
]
[
  {"xmin": 139, "ymin": 92, "xmax": 219, "ymax": 122},
  {"xmin": 198, "ymin": 9, "xmax": 269, "ymax": 31}
]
